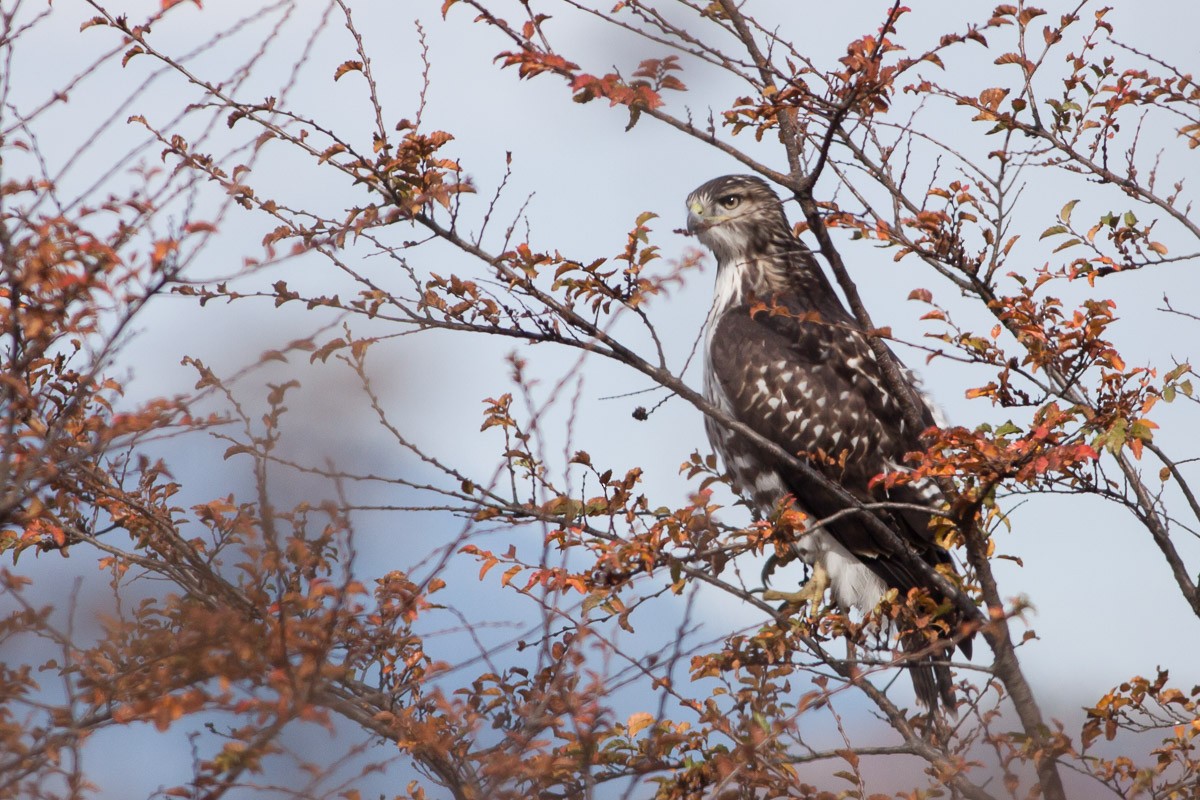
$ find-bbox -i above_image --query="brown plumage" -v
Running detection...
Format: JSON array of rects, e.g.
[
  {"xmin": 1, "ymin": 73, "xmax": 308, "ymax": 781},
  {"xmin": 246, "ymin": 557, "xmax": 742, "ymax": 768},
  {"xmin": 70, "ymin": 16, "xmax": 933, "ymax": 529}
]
[{"xmin": 687, "ymin": 174, "xmax": 967, "ymax": 710}]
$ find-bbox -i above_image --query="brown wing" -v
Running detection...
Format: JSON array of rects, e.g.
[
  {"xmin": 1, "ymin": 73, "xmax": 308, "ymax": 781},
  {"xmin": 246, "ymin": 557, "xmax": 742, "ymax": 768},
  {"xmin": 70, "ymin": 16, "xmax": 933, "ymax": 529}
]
[{"xmin": 706, "ymin": 301, "xmax": 950, "ymax": 593}]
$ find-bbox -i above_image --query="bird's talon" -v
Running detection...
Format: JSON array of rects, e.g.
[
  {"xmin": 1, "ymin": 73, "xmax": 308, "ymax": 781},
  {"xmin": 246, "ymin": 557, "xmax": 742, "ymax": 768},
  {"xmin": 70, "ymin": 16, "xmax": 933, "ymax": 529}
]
[{"xmin": 761, "ymin": 563, "xmax": 829, "ymax": 609}]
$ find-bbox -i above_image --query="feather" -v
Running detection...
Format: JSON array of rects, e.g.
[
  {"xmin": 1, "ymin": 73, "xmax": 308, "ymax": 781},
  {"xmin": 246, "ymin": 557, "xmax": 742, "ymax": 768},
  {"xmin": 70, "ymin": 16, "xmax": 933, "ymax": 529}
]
[{"xmin": 690, "ymin": 174, "xmax": 971, "ymax": 711}]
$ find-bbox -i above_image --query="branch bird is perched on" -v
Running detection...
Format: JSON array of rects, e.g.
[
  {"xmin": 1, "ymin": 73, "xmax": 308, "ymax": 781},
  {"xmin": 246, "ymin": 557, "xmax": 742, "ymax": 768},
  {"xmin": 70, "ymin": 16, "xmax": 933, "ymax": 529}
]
[{"xmin": 687, "ymin": 174, "xmax": 968, "ymax": 710}]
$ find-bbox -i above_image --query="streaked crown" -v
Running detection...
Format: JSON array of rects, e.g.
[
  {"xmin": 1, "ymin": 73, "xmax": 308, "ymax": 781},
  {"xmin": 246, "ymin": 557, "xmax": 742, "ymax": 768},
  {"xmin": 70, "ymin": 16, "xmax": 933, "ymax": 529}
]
[{"xmin": 686, "ymin": 174, "xmax": 791, "ymax": 264}]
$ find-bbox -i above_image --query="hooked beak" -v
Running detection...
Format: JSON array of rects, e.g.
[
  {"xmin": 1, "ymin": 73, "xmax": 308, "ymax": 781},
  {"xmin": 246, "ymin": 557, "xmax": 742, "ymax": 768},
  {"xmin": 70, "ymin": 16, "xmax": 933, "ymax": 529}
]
[{"xmin": 686, "ymin": 200, "xmax": 706, "ymax": 235}]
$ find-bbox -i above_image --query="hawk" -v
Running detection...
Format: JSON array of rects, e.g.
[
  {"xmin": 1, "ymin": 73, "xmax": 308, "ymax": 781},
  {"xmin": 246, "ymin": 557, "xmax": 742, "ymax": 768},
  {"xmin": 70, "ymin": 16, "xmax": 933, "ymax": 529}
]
[{"xmin": 686, "ymin": 174, "xmax": 967, "ymax": 709}]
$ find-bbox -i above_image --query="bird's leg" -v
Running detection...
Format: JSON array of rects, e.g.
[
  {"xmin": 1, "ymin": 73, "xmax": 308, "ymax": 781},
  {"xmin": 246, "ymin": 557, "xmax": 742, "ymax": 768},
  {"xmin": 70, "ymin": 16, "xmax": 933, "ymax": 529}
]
[{"xmin": 762, "ymin": 562, "xmax": 829, "ymax": 607}]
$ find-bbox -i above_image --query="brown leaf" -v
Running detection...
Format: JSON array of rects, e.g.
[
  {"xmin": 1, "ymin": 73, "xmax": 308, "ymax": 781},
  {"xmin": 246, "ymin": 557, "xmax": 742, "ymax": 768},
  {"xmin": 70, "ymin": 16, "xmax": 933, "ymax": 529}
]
[
  {"xmin": 334, "ymin": 60, "xmax": 364, "ymax": 82},
  {"xmin": 979, "ymin": 87, "xmax": 1010, "ymax": 110}
]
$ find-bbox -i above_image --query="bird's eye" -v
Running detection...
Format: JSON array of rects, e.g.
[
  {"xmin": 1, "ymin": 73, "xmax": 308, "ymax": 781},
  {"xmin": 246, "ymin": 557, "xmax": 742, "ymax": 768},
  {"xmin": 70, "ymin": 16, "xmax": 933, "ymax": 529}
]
[{"xmin": 718, "ymin": 194, "xmax": 741, "ymax": 210}]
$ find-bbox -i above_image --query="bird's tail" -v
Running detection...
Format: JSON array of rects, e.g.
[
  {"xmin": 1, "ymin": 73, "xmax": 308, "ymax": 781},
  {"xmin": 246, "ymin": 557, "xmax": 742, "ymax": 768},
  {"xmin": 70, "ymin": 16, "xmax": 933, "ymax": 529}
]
[{"xmin": 903, "ymin": 634, "xmax": 957, "ymax": 712}]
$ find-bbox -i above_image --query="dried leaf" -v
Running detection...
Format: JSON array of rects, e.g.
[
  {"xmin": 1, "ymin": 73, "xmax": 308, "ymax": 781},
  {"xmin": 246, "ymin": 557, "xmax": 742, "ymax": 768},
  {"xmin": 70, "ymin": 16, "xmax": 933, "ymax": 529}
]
[
  {"xmin": 334, "ymin": 60, "xmax": 364, "ymax": 82},
  {"xmin": 627, "ymin": 712, "xmax": 654, "ymax": 736}
]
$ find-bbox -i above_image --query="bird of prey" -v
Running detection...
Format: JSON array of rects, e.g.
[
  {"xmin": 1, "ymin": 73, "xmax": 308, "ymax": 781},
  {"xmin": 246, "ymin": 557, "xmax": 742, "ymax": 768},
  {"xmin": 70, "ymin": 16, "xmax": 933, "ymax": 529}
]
[{"xmin": 686, "ymin": 174, "xmax": 966, "ymax": 709}]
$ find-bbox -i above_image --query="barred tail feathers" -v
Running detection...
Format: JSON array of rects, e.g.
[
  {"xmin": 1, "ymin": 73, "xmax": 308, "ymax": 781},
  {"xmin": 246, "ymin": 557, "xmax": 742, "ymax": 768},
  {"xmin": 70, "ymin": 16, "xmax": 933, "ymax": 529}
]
[{"xmin": 903, "ymin": 634, "xmax": 958, "ymax": 712}]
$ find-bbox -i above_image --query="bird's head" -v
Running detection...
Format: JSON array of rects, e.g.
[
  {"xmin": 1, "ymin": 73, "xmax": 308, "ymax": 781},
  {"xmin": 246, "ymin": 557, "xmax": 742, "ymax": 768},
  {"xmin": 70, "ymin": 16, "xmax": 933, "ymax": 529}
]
[{"xmin": 686, "ymin": 174, "xmax": 790, "ymax": 264}]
